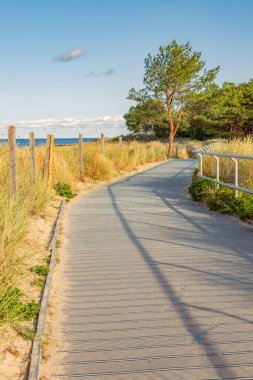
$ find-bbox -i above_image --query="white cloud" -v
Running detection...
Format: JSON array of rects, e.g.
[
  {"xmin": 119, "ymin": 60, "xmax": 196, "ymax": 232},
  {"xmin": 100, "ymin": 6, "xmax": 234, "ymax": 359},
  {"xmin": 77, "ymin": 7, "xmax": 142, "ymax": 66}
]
[
  {"xmin": 13, "ymin": 116, "xmax": 124, "ymax": 127},
  {"xmin": 53, "ymin": 49, "xmax": 86, "ymax": 62},
  {"xmin": 84, "ymin": 69, "xmax": 115, "ymax": 78},
  {"xmin": 0, "ymin": 116, "xmax": 127, "ymax": 138}
]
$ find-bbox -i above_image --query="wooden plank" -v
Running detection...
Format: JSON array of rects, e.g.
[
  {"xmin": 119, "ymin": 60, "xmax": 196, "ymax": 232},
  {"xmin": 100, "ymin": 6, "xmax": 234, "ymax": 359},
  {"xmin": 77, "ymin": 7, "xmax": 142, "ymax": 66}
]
[
  {"xmin": 8, "ymin": 125, "xmax": 18, "ymax": 199},
  {"xmin": 29, "ymin": 132, "xmax": 36, "ymax": 183},
  {"xmin": 40, "ymin": 160, "xmax": 253, "ymax": 379}
]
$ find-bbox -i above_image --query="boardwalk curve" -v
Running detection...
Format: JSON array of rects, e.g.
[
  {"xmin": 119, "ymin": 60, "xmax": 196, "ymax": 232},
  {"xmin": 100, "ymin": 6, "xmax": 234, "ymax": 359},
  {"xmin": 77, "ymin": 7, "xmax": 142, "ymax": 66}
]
[{"xmin": 47, "ymin": 159, "xmax": 253, "ymax": 379}]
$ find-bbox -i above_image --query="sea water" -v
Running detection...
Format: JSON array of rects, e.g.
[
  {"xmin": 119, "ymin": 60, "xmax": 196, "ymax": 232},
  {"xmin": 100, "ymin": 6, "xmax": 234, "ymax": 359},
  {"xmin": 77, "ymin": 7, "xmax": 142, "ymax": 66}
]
[{"xmin": 0, "ymin": 138, "xmax": 95, "ymax": 146}]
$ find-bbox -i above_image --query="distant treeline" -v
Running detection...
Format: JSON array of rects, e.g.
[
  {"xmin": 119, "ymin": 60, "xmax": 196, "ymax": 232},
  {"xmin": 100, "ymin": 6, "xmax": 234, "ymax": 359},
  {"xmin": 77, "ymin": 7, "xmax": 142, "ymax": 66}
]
[{"xmin": 124, "ymin": 79, "xmax": 253, "ymax": 140}]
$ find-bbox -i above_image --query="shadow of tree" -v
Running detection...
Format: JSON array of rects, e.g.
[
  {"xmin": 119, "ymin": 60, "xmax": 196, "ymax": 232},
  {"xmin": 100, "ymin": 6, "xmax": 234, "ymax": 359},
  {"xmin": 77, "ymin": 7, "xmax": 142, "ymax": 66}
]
[{"xmin": 107, "ymin": 159, "xmax": 253, "ymax": 379}]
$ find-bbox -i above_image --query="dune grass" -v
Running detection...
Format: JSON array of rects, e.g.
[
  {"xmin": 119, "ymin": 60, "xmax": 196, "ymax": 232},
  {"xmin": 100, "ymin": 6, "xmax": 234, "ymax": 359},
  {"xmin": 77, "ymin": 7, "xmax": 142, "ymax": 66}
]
[
  {"xmin": 202, "ymin": 137, "xmax": 253, "ymax": 189},
  {"xmin": 0, "ymin": 140, "xmax": 167, "ymax": 326}
]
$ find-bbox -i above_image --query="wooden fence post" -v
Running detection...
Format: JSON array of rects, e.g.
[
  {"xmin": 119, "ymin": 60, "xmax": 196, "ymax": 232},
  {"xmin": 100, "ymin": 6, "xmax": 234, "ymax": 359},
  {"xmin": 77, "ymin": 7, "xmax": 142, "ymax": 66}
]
[
  {"xmin": 43, "ymin": 134, "xmax": 54, "ymax": 182},
  {"xmin": 8, "ymin": 125, "xmax": 18, "ymax": 199},
  {"xmin": 101, "ymin": 133, "xmax": 105, "ymax": 157},
  {"xmin": 29, "ymin": 132, "xmax": 36, "ymax": 183},
  {"xmin": 79, "ymin": 133, "xmax": 83, "ymax": 179}
]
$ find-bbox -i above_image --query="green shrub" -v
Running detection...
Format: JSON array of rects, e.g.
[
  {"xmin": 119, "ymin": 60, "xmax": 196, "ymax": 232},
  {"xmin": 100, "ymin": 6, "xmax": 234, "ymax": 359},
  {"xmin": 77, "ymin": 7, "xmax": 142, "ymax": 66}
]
[
  {"xmin": 189, "ymin": 171, "xmax": 253, "ymax": 220},
  {"xmin": 235, "ymin": 193, "xmax": 253, "ymax": 220},
  {"xmin": 0, "ymin": 287, "xmax": 39, "ymax": 323},
  {"xmin": 30, "ymin": 265, "xmax": 49, "ymax": 276},
  {"xmin": 189, "ymin": 171, "xmax": 215, "ymax": 201},
  {"xmin": 207, "ymin": 188, "xmax": 235, "ymax": 214},
  {"xmin": 55, "ymin": 183, "xmax": 75, "ymax": 199},
  {"xmin": 20, "ymin": 300, "xmax": 39, "ymax": 320},
  {"xmin": 32, "ymin": 278, "xmax": 45, "ymax": 287}
]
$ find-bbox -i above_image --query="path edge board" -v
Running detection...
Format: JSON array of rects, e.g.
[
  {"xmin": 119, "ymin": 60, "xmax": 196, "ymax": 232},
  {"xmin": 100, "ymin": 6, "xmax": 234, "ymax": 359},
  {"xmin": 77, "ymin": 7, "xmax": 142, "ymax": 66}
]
[{"xmin": 27, "ymin": 200, "xmax": 65, "ymax": 380}]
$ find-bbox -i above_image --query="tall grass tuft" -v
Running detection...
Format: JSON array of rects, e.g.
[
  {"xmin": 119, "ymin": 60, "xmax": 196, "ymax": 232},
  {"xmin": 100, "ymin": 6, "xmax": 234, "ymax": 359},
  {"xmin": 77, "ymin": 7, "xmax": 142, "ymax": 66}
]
[{"xmin": 202, "ymin": 137, "xmax": 253, "ymax": 189}]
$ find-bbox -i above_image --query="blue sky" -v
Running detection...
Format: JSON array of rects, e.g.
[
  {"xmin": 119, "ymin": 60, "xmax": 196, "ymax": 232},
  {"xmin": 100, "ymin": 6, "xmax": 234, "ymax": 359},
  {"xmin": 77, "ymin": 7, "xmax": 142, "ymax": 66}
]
[{"xmin": 0, "ymin": 0, "xmax": 252, "ymax": 137}]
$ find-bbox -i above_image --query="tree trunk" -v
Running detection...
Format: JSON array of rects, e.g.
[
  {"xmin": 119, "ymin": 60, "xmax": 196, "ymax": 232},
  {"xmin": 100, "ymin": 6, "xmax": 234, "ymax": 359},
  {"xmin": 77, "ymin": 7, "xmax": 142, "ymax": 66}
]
[
  {"xmin": 167, "ymin": 100, "xmax": 174, "ymax": 158},
  {"xmin": 169, "ymin": 128, "xmax": 174, "ymax": 157}
]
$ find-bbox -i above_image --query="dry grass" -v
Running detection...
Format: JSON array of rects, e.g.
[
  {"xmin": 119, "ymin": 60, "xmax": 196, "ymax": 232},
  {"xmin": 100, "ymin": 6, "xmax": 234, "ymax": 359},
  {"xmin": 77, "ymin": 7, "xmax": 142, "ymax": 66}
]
[
  {"xmin": 0, "ymin": 140, "xmax": 167, "ymax": 326},
  {"xmin": 51, "ymin": 140, "xmax": 167, "ymax": 183},
  {"xmin": 202, "ymin": 137, "xmax": 253, "ymax": 189},
  {"xmin": 174, "ymin": 141, "xmax": 205, "ymax": 159}
]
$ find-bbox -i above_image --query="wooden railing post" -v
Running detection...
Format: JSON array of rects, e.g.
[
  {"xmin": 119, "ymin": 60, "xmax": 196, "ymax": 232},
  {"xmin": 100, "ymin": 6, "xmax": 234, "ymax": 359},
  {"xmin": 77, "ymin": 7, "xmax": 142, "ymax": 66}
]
[
  {"xmin": 43, "ymin": 134, "xmax": 54, "ymax": 182},
  {"xmin": 101, "ymin": 133, "xmax": 105, "ymax": 157},
  {"xmin": 79, "ymin": 133, "xmax": 83, "ymax": 179},
  {"xmin": 8, "ymin": 125, "xmax": 18, "ymax": 199},
  {"xmin": 29, "ymin": 132, "xmax": 36, "ymax": 183}
]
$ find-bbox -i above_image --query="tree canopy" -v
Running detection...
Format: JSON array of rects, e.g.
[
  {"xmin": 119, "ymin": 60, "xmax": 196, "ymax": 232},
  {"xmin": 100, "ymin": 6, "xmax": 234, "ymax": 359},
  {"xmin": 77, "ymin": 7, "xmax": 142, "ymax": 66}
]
[
  {"xmin": 125, "ymin": 40, "xmax": 253, "ymax": 141},
  {"xmin": 127, "ymin": 40, "xmax": 219, "ymax": 153},
  {"xmin": 187, "ymin": 80, "xmax": 253, "ymax": 139},
  {"xmin": 124, "ymin": 98, "xmax": 168, "ymax": 138},
  {"xmin": 125, "ymin": 79, "xmax": 253, "ymax": 140}
]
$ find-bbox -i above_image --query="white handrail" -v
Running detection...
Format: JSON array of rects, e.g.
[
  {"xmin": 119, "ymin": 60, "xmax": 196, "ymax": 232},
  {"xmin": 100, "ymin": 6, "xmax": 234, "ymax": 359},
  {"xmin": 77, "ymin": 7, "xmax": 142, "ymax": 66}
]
[
  {"xmin": 196, "ymin": 151, "xmax": 253, "ymax": 160},
  {"xmin": 193, "ymin": 148, "xmax": 253, "ymax": 197}
]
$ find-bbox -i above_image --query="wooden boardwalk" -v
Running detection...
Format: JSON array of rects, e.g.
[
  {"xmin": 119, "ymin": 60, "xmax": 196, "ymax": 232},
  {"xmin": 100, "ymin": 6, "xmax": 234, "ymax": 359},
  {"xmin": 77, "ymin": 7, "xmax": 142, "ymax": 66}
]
[{"xmin": 48, "ymin": 159, "xmax": 253, "ymax": 379}]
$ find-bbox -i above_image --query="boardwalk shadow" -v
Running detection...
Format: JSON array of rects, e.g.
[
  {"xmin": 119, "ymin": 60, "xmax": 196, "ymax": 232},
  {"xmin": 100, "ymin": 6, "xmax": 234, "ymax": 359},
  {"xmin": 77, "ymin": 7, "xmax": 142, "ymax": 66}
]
[{"xmin": 107, "ymin": 159, "xmax": 253, "ymax": 379}]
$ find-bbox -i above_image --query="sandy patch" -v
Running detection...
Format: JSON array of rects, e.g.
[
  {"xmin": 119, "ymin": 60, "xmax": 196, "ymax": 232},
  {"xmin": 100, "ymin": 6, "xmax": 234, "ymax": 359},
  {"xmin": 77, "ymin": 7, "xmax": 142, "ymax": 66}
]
[
  {"xmin": 0, "ymin": 198, "xmax": 62, "ymax": 380},
  {"xmin": 39, "ymin": 208, "xmax": 70, "ymax": 380}
]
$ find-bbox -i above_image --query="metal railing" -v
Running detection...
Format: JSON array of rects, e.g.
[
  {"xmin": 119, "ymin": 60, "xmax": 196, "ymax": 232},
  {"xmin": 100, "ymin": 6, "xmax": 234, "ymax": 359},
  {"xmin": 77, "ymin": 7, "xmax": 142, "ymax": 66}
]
[
  {"xmin": 199, "ymin": 141, "xmax": 221, "ymax": 153},
  {"xmin": 194, "ymin": 146, "xmax": 253, "ymax": 198}
]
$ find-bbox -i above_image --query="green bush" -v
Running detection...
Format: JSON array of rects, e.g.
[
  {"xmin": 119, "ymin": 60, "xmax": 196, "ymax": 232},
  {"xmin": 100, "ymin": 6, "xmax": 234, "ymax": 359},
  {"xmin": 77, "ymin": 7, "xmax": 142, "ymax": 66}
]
[
  {"xmin": 32, "ymin": 278, "xmax": 45, "ymax": 287},
  {"xmin": 189, "ymin": 170, "xmax": 215, "ymax": 201},
  {"xmin": 30, "ymin": 265, "xmax": 49, "ymax": 276},
  {"xmin": 235, "ymin": 193, "xmax": 253, "ymax": 220},
  {"xmin": 207, "ymin": 188, "xmax": 235, "ymax": 214},
  {"xmin": 55, "ymin": 183, "xmax": 75, "ymax": 199},
  {"xmin": 0, "ymin": 287, "xmax": 39, "ymax": 323},
  {"xmin": 189, "ymin": 172, "xmax": 253, "ymax": 220}
]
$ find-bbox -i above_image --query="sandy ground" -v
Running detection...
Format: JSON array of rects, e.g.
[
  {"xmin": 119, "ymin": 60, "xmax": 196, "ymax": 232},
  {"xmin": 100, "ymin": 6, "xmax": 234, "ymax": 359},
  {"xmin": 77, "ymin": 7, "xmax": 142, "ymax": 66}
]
[
  {"xmin": 39, "ymin": 207, "xmax": 69, "ymax": 380},
  {"xmin": 0, "ymin": 199, "xmax": 62, "ymax": 380}
]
